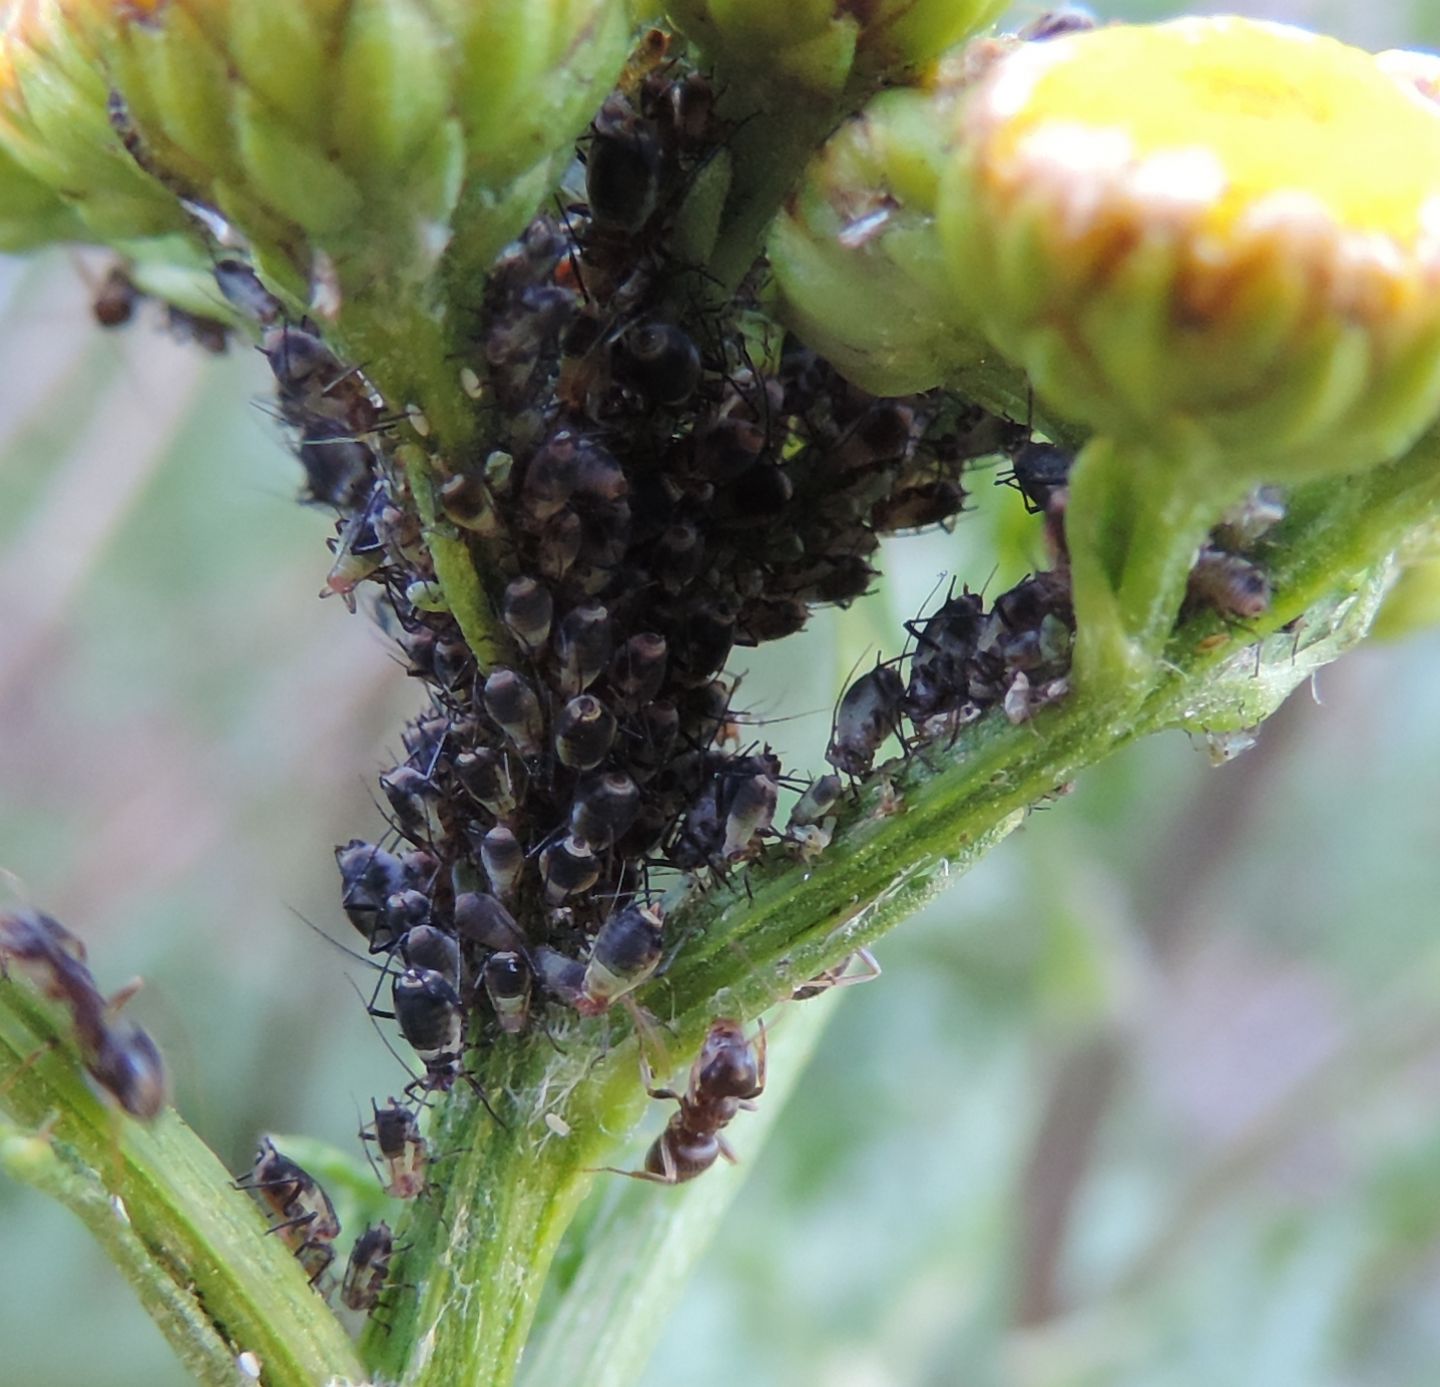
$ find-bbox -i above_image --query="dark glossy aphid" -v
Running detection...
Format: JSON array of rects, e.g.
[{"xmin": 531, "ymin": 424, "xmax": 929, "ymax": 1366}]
[
  {"xmin": 483, "ymin": 669, "xmax": 545, "ymax": 758},
  {"xmin": 238, "ymin": 1137, "xmax": 340, "ymax": 1282},
  {"xmin": 379, "ymin": 766, "xmax": 438, "ymax": 843},
  {"xmin": 1000, "ymin": 442, "xmax": 1072, "ymax": 515},
  {"xmin": 360, "ymin": 1099, "xmax": 427, "ymax": 1199},
  {"xmin": 501, "ymin": 576, "xmax": 554, "ymax": 653},
  {"xmin": 482, "ymin": 951, "xmax": 532, "ymax": 1035},
  {"xmin": 554, "ymin": 605, "xmax": 613, "ymax": 697},
  {"xmin": 827, "ymin": 665, "xmax": 906, "ymax": 777},
  {"xmin": 453, "ymin": 890, "xmax": 526, "ymax": 954},
  {"xmin": 906, "ymin": 589, "xmax": 985, "ymax": 720},
  {"xmin": 342, "ymin": 1222, "xmax": 394, "ymax": 1313},
  {"xmin": 1187, "ymin": 548, "xmax": 1271, "ymax": 619},
  {"xmin": 540, "ymin": 836, "xmax": 601, "ymax": 905},
  {"xmin": 87, "ymin": 1022, "xmax": 169, "ymax": 1121},
  {"xmin": 479, "ymin": 826, "xmax": 525, "ymax": 901},
  {"xmin": 570, "ymin": 771, "xmax": 641, "ymax": 847},
  {"xmin": 587, "ymin": 94, "xmax": 663, "ymax": 232},
  {"xmin": 575, "ymin": 903, "xmax": 664, "ymax": 1016},
  {"xmin": 391, "ymin": 968, "xmax": 465, "ymax": 1093},
  {"xmin": 335, "ymin": 840, "xmax": 410, "ymax": 950},
  {"xmin": 721, "ymin": 770, "xmax": 778, "ymax": 863},
  {"xmin": 262, "ymin": 325, "xmax": 377, "ymax": 435},
  {"xmin": 606, "ymin": 1019, "xmax": 765, "ymax": 1185},
  {"xmin": 401, "ymin": 924, "xmax": 461, "ymax": 991},
  {"xmin": 554, "ymin": 695, "xmax": 617, "ymax": 770},
  {"xmin": 454, "ymin": 748, "xmax": 519, "ymax": 819},
  {"xmin": 612, "ymin": 321, "xmax": 701, "ymax": 406}
]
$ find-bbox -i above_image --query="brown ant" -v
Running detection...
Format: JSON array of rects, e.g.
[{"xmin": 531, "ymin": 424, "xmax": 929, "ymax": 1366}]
[{"xmin": 598, "ymin": 1017, "xmax": 765, "ymax": 1185}]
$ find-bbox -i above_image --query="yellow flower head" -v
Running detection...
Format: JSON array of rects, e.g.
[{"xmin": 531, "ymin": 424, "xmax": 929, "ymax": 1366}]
[{"xmin": 941, "ymin": 17, "xmax": 1440, "ymax": 481}]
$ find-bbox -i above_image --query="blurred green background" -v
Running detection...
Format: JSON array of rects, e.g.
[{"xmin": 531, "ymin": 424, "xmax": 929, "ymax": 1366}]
[{"xmin": 3, "ymin": 2, "xmax": 1440, "ymax": 1383}]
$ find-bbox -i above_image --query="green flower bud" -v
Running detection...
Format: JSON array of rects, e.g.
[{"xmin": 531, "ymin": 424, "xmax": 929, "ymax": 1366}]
[
  {"xmin": 768, "ymin": 77, "xmax": 988, "ymax": 397},
  {"xmin": 934, "ymin": 19, "xmax": 1440, "ymax": 694}
]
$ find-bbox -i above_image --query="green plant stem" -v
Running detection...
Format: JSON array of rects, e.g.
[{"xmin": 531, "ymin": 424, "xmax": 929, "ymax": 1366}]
[{"xmin": 0, "ymin": 986, "xmax": 365, "ymax": 1387}]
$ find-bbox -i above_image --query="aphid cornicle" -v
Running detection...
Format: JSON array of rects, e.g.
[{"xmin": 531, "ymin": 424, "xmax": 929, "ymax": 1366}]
[
  {"xmin": 604, "ymin": 1019, "xmax": 766, "ymax": 1185},
  {"xmin": 238, "ymin": 1137, "xmax": 341, "ymax": 1282},
  {"xmin": 361, "ymin": 1099, "xmax": 427, "ymax": 1200},
  {"xmin": 342, "ymin": 1221, "xmax": 394, "ymax": 1313}
]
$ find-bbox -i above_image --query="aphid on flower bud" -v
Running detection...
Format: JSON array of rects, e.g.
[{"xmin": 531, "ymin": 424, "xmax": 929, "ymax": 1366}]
[
  {"xmin": 669, "ymin": 606, "xmax": 734, "ymax": 686},
  {"xmin": 483, "ymin": 669, "xmax": 545, "ymax": 758},
  {"xmin": 381, "ymin": 889, "xmax": 432, "ymax": 944},
  {"xmin": 523, "ymin": 433, "xmax": 580, "ymax": 521},
  {"xmin": 575, "ymin": 904, "xmax": 664, "ymax": 1016},
  {"xmin": 537, "ymin": 510, "xmax": 584, "ymax": 581},
  {"xmin": 827, "ymin": 665, "xmax": 906, "ymax": 777},
  {"xmin": 212, "ymin": 259, "xmax": 282, "ymax": 325},
  {"xmin": 262, "ymin": 326, "xmax": 377, "ymax": 435},
  {"xmin": 1000, "ymin": 442, "xmax": 1072, "ymax": 516},
  {"xmin": 871, "ymin": 478, "xmax": 967, "ymax": 533},
  {"xmin": 482, "ymin": 952, "xmax": 533, "ymax": 1035},
  {"xmin": 390, "ymin": 968, "xmax": 465, "ymax": 1095},
  {"xmin": 479, "ymin": 826, "xmax": 525, "ymax": 902},
  {"xmin": 454, "ymin": 748, "xmax": 519, "ymax": 819},
  {"xmin": 335, "ymin": 841, "xmax": 409, "ymax": 949},
  {"xmin": 553, "ymin": 605, "xmax": 613, "ymax": 698},
  {"xmin": 540, "ymin": 836, "xmax": 601, "ymax": 905},
  {"xmin": 587, "ymin": 94, "xmax": 663, "ymax": 232},
  {"xmin": 570, "ymin": 772, "xmax": 641, "ymax": 848},
  {"xmin": 379, "ymin": 766, "xmax": 438, "ymax": 843},
  {"xmin": 342, "ymin": 1222, "xmax": 394, "ymax": 1313},
  {"xmin": 439, "ymin": 472, "xmax": 503, "ymax": 537},
  {"xmin": 91, "ymin": 264, "xmax": 141, "ymax": 328},
  {"xmin": 608, "ymin": 633, "xmax": 668, "ymax": 709},
  {"xmin": 453, "ymin": 890, "xmax": 526, "ymax": 953},
  {"xmin": 600, "ymin": 1019, "xmax": 764, "ymax": 1185},
  {"xmin": 296, "ymin": 421, "xmax": 376, "ymax": 514},
  {"xmin": 555, "ymin": 695, "xmax": 618, "ymax": 770},
  {"xmin": 1187, "ymin": 548, "xmax": 1272, "ymax": 620},
  {"xmin": 360, "ymin": 1099, "xmax": 427, "ymax": 1200},
  {"xmin": 237, "ymin": 1137, "xmax": 340, "ymax": 1283},
  {"xmin": 612, "ymin": 321, "xmax": 702, "ymax": 406},
  {"xmin": 501, "ymin": 577, "xmax": 553, "ymax": 653},
  {"xmin": 400, "ymin": 924, "xmax": 461, "ymax": 992}
]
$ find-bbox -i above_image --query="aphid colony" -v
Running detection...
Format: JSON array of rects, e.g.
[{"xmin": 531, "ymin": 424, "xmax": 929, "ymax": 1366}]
[
  {"xmin": 0, "ymin": 909, "xmax": 168, "ymax": 1120},
  {"xmin": 86, "ymin": 22, "xmax": 1283, "ymax": 1303}
]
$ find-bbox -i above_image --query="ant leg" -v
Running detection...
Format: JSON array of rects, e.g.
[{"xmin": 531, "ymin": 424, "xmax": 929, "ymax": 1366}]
[{"xmin": 715, "ymin": 1133, "xmax": 740, "ymax": 1166}]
